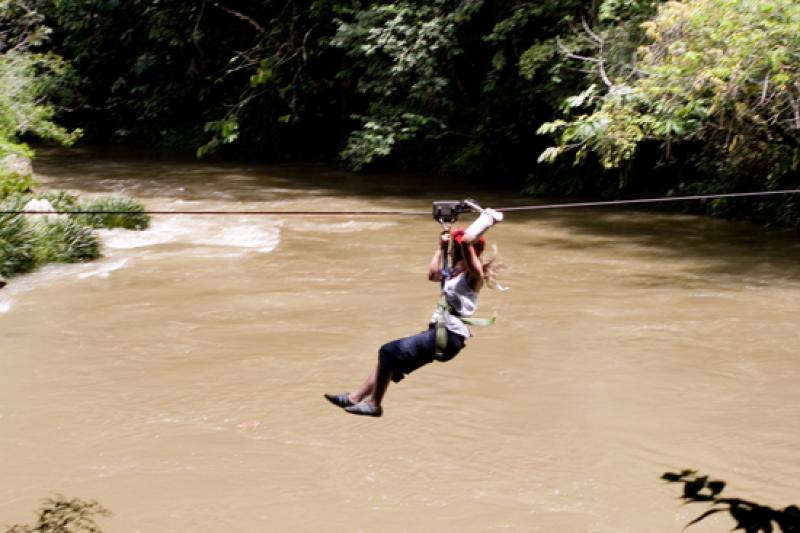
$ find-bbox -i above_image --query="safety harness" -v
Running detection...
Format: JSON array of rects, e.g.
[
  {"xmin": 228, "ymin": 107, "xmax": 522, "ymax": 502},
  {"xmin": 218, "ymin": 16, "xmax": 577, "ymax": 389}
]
[
  {"xmin": 433, "ymin": 210, "xmax": 496, "ymax": 360},
  {"xmin": 434, "ymin": 234, "xmax": 453, "ymax": 360}
]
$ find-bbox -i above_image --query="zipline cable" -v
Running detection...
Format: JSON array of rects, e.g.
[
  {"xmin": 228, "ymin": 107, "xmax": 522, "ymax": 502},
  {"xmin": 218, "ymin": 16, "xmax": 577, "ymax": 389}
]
[
  {"xmin": 2, "ymin": 189, "xmax": 800, "ymax": 217},
  {"xmin": 494, "ymin": 189, "xmax": 800, "ymax": 212},
  {"xmin": 0, "ymin": 209, "xmax": 429, "ymax": 216}
]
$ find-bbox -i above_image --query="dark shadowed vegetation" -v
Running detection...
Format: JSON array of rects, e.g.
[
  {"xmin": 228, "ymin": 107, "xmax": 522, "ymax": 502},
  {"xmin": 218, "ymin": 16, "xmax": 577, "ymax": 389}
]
[
  {"xmin": 2, "ymin": 0, "xmax": 800, "ymax": 226},
  {"xmin": 5, "ymin": 495, "xmax": 110, "ymax": 533},
  {"xmin": 663, "ymin": 470, "xmax": 800, "ymax": 532}
]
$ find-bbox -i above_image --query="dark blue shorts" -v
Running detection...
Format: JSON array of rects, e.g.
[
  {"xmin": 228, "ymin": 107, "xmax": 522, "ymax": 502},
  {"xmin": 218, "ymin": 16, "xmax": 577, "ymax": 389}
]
[{"xmin": 379, "ymin": 324, "xmax": 466, "ymax": 383}]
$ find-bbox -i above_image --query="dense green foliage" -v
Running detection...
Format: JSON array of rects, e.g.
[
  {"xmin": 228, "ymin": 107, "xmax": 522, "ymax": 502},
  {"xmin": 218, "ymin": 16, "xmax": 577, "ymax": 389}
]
[
  {"xmin": 542, "ymin": 0, "xmax": 800, "ymax": 174},
  {"xmin": 0, "ymin": 1, "xmax": 150, "ymax": 283},
  {"xmin": 0, "ymin": 0, "xmax": 80, "ymax": 158},
  {"xmin": 0, "ymin": 164, "xmax": 36, "ymax": 197},
  {"xmin": 0, "ymin": 191, "xmax": 149, "ymax": 279},
  {"xmin": 72, "ymin": 196, "xmax": 150, "ymax": 230},
  {"xmin": 0, "ymin": 196, "xmax": 97, "ymax": 277},
  {"xmin": 3, "ymin": 0, "xmax": 800, "ymax": 226},
  {"xmin": 25, "ymin": 0, "xmax": 607, "ymax": 182},
  {"xmin": 31, "ymin": 216, "xmax": 99, "ymax": 264},
  {"xmin": 539, "ymin": 0, "xmax": 800, "ymax": 223},
  {"xmin": 0, "ymin": 210, "xmax": 36, "ymax": 276},
  {"xmin": 332, "ymin": 1, "xmax": 474, "ymax": 170},
  {"xmin": 31, "ymin": 0, "xmax": 347, "ymax": 159}
]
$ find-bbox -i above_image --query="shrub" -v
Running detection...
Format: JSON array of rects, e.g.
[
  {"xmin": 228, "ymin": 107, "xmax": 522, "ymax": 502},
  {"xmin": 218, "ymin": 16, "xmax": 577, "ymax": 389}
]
[
  {"xmin": 40, "ymin": 190, "xmax": 79, "ymax": 211},
  {"xmin": 73, "ymin": 196, "xmax": 150, "ymax": 230},
  {"xmin": 0, "ymin": 154, "xmax": 37, "ymax": 199},
  {"xmin": 0, "ymin": 172, "xmax": 36, "ymax": 199},
  {"xmin": 0, "ymin": 210, "xmax": 35, "ymax": 277},
  {"xmin": 31, "ymin": 217, "xmax": 100, "ymax": 264},
  {"xmin": 0, "ymin": 192, "xmax": 148, "ymax": 284},
  {"xmin": 5, "ymin": 494, "xmax": 110, "ymax": 533}
]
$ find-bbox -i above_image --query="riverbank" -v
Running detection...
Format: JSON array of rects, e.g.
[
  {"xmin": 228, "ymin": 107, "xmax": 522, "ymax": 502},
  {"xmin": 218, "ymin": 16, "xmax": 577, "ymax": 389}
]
[{"xmin": 0, "ymin": 153, "xmax": 150, "ymax": 286}]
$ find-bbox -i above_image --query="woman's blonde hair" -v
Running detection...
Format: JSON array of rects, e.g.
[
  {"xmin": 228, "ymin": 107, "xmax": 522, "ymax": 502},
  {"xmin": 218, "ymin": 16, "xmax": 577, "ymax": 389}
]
[{"xmin": 481, "ymin": 244, "xmax": 507, "ymax": 290}]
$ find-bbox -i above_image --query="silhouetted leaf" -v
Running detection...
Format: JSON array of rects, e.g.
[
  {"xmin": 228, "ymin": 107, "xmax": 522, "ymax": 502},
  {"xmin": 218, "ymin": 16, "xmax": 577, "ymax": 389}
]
[
  {"xmin": 708, "ymin": 481, "xmax": 726, "ymax": 496},
  {"xmin": 684, "ymin": 478, "xmax": 707, "ymax": 498},
  {"xmin": 783, "ymin": 505, "xmax": 800, "ymax": 516},
  {"xmin": 666, "ymin": 470, "xmax": 800, "ymax": 532},
  {"xmin": 775, "ymin": 505, "xmax": 800, "ymax": 532},
  {"xmin": 686, "ymin": 507, "xmax": 725, "ymax": 527},
  {"xmin": 729, "ymin": 504, "xmax": 776, "ymax": 533}
]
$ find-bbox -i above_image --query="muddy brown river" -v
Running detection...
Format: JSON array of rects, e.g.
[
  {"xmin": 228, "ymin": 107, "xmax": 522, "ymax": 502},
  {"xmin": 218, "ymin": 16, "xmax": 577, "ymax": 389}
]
[{"xmin": 1, "ymin": 149, "xmax": 798, "ymax": 532}]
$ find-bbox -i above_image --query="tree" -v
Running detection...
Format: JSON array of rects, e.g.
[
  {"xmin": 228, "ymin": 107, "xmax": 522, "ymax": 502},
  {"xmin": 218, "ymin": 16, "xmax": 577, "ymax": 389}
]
[
  {"xmin": 332, "ymin": 0, "xmax": 472, "ymax": 170},
  {"xmin": 538, "ymin": 0, "xmax": 800, "ymax": 191},
  {"xmin": 33, "ymin": 0, "xmax": 350, "ymax": 159},
  {"xmin": 332, "ymin": 0, "xmax": 597, "ymax": 178},
  {"xmin": 0, "ymin": 0, "xmax": 80, "ymax": 159}
]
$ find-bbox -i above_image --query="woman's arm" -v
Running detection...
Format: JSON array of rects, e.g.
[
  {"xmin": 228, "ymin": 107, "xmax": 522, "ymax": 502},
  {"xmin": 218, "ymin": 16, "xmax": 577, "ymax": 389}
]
[
  {"xmin": 427, "ymin": 231, "xmax": 450, "ymax": 282},
  {"xmin": 428, "ymin": 247, "xmax": 443, "ymax": 282},
  {"xmin": 461, "ymin": 241, "xmax": 485, "ymax": 291}
]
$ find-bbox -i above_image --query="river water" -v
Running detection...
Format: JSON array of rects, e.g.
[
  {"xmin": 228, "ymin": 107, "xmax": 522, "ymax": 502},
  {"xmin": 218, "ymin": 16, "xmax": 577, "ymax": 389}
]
[{"xmin": 1, "ymin": 149, "xmax": 798, "ymax": 532}]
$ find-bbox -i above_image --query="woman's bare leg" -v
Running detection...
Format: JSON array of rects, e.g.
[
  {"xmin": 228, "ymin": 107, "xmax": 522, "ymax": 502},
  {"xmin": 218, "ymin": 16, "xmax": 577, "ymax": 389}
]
[
  {"xmin": 350, "ymin": 368, "xmax": 377, "ymax": 403},
  {"xmin": 350, "ymin": 362, "xmax": 391, "ymax": 407},
  {"xmin": 370, "ymin": 363, "xmax": 392, "ymax": 407}
]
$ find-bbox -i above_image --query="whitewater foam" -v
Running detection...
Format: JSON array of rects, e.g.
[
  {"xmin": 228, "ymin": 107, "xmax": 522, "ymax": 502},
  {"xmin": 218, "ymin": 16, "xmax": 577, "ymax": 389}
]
[
  {"xmin": 289, "ymin": 219, "xmax": 397, "ymax": 233},
  {"xmin": 77, "ymin": 258, "xmax": 131, "ymax": 280},
  {"xmin": 1, "ymin": 210, "xmax": 282, "ymax": 313},
  {"xmin": 0, "ymin": 295, "xmax": 11, "ymax": 314},
  {"xmin": 98, "ymin": 216, "xmax": 282, "ymax": 254}
]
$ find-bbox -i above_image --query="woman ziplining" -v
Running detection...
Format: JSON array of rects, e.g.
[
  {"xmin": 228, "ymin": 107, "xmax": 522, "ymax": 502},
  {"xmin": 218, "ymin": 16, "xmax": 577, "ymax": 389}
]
[
  {"xmin": 319, "ymin": 188, "xmax": 800, "ymax": 418},
  {"xmin": 324, "ymin": 202, "xmax": 505, "ymax": 417}
]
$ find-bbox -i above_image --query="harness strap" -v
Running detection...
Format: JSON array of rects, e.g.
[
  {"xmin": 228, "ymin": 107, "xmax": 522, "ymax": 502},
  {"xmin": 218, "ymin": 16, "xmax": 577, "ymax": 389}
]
[
  {"xmin": 433, "ymin": 294, "xmax": 495, "ymax": 360},
  {"xmin": 432, "ymin": 226, "xmax": 494, "ymax": 360},
  {"xmin": 434, "ymin": 230, "xmax": 451, "ymax": 360},
  {"xmin": 434, "ymin": 295, "xmax": 450, "ymax": 360},
  {"xmin": 461, "ymin": 315, "xmax": 496, "ymax": 327}
]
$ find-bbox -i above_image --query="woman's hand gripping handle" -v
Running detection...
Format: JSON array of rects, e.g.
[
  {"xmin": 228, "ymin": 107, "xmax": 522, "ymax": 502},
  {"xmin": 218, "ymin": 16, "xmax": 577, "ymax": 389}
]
[{"xmin": 428, "ymin": 228, "xmax": 451, "ymax": 282}]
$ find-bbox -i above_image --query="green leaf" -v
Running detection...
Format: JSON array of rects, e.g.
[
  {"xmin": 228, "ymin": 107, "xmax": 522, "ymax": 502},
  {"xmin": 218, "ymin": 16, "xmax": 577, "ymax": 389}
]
[{"xmin": 537, "ymin": 146, "xmax": 562, "ymax": 163}]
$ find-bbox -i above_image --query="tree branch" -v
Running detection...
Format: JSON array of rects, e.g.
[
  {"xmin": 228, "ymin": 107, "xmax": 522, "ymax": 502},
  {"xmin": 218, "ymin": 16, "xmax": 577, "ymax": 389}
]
[{"xmin": 209, "ymin": 1, "xmax": 267, "ymax": 35}]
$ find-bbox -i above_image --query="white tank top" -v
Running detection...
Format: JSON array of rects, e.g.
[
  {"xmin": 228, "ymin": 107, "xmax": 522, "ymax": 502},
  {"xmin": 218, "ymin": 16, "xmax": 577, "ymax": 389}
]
[{"xmin": 430, "ymin": 272, "xmax": 479, "ymax": 338}]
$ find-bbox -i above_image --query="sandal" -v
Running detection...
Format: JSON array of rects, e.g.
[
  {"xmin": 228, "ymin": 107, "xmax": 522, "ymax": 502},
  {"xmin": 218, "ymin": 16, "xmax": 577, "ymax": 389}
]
[
  {"xmin": 344, "ymin": 401, "xmax": 383, "ymax": 417},
  {"xmin": 324, "ymin": 392, "xmax": 355, "ymax": 408}
]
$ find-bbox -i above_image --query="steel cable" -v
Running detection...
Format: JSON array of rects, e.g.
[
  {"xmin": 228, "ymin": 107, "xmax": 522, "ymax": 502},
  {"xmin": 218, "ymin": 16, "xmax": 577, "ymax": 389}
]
[{"xmin": 2, "ymin": 189, "xmax": 800, "ymax": 217}]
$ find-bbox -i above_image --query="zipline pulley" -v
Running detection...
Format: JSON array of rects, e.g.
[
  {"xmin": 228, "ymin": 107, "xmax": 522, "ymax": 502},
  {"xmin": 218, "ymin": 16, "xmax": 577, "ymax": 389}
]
[{"xmin": 431, "ymin": 198, "xmax": 482, "ymax": 227}]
